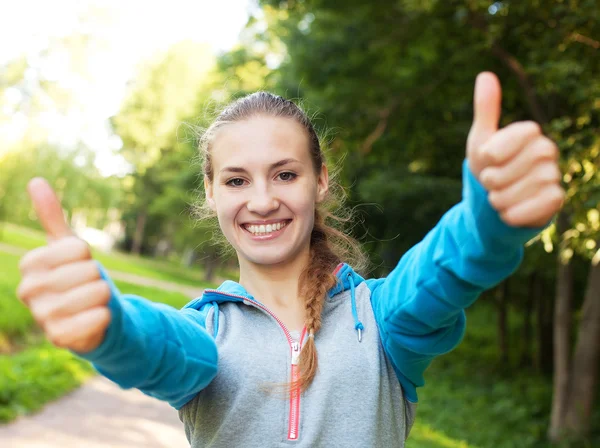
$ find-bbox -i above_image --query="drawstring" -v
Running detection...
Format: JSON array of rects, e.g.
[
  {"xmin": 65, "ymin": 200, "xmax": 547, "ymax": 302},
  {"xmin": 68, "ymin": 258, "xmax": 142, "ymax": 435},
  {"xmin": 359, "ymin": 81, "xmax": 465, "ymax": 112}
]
[
  {"xmin": 207, "ymin": 273, "xmax": 363, "ymax": 342},
  {"xmin": 212, "ymin": 302, "xmax": 220, "ymax": 338},
  {"xmin": 347, "ymin": 273, "xmax": 364, "ymax": 342}
]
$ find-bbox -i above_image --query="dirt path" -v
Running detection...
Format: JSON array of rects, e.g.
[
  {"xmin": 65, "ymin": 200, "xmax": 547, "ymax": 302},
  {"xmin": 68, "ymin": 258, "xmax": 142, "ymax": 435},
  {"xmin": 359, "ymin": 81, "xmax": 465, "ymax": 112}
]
[
  {"xmin": 0, "ymin": 242, "xmax": 207, "ymax": 446},
  {"xmin": 0, "ymin": 377, "xmax": 189, "ymax": 447}
]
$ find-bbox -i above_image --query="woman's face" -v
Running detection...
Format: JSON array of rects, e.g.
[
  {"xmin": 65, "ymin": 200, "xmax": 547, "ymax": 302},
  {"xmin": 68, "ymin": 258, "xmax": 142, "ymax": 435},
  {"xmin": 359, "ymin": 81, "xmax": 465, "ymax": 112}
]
[{"xmin": 205, "ymin": 115, "xmax": 329, "ymax": 267}]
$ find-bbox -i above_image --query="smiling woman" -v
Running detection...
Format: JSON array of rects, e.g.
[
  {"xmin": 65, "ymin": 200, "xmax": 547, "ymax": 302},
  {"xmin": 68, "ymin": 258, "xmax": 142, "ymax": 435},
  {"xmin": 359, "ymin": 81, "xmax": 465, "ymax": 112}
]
[{"xmin": 15, "ymin": 76, "xmax": 564, "ymax": 447}]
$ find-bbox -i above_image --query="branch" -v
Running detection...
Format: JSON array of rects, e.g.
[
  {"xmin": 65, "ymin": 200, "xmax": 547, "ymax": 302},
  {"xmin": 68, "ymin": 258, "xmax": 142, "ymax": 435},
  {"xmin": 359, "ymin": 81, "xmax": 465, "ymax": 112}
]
[
  {"xmin": 360, "ymin": 102, "xmax": 397, "ymax": 154},
  {"xmin": 490, "ymin": 44, "xmax": 548, "ymax": 124},
  {"xmin": 467, "ymin": 11, "xmax": 548, "ymax": 125},
  {"xmin": 569, "ymin": 32, "xmax": 600, "ymax": 49}
]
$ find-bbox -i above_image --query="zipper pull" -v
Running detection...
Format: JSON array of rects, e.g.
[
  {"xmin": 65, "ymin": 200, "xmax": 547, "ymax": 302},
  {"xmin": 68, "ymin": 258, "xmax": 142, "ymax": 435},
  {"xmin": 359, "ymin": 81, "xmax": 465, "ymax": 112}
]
[{"xmin": 291, "ymin": 341, "xmax": 301, "ymax": 365}]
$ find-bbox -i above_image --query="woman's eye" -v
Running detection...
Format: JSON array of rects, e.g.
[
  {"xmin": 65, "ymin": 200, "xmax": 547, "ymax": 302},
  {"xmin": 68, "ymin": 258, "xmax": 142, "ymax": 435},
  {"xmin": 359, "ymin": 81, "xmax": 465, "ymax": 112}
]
[
  {"xmin": 226, "ymin": 178, "xmax": 246, "ymax": 187},
  {"xmin": 278, "ymin": 172, "xmax": 297, "ymax": 182}
]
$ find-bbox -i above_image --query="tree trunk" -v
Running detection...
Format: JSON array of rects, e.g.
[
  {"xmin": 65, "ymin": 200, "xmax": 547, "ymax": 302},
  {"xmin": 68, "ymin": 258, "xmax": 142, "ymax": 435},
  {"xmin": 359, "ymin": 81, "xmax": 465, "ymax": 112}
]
[
  {"xmin": 497, "ymin": 280, "xmax": 510, "ymax": 365},
  {"xmin": 535, "ymin": 276, "xmax": 553, "ymax": 374},
  {"xmin": 520, "ymin": 273, "xmax": 535, "ymax": 367},
  {"xmin": 564, "ymin": 260, "xmax": 600, "ymax": 436},
  {"xmin": 183, "ymin": 246, "xmax": 198, "ymax": 267},
  {"xmin": 548, "ymin": 211, "xmax": 574, "ymax": 442},
  {"xmin": 204, "ymin": 251, "xmax": 218, "ymax": 283},
  {"xmin": 131, "ymin": 210, "xmax": 147, "ymax": 255}
]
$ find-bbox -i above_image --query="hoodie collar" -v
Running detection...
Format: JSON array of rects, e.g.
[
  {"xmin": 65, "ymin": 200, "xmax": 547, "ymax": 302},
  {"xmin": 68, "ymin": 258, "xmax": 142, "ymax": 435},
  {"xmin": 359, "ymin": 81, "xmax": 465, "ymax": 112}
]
[{"xmin": 184, "ymin": 263, "xmax": 365, "ymax": 310}]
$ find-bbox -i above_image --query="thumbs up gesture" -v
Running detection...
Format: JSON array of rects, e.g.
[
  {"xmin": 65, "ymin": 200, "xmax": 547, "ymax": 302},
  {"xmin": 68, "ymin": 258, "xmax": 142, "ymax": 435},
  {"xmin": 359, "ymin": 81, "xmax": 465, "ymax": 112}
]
[
  {"xmin": 16, "ymin": 178, "xmax": 111, "ymax": 353},
  {"xmin": 466, "ymin": 72, "xmax": 565, "ymax": 228}
]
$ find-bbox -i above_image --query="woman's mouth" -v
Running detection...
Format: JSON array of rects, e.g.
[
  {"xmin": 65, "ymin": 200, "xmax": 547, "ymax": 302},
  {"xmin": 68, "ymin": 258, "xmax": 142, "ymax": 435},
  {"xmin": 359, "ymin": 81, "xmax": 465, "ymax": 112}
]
[{"xmin": 241, "ymin": 219, "xmax": 291, "ymax": 239}]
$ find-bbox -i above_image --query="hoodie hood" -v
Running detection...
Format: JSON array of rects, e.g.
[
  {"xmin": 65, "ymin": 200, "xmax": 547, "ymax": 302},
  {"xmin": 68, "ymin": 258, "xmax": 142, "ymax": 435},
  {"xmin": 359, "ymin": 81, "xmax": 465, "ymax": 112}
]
[{"xmin": 182, "ymin": 262, "xmax": 367, "ymax": 341}]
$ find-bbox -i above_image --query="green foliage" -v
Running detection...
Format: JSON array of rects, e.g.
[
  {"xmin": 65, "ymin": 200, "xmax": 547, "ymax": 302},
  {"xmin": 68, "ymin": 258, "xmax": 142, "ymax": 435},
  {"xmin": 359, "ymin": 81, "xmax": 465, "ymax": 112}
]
[
  {"xmin": 0, "ymin": 342, "xmax": 94, "ymax": 422},
  {"xmin": 0, "ymin": 252, "xmax": 34, "ymax": 344},
  {"xmin": 409, "ymin": 302, "xmax": 600, "ymax": 448},
  {"xmin": 0, "ymin": 145, "xmax": 122, "ymax": 230}
]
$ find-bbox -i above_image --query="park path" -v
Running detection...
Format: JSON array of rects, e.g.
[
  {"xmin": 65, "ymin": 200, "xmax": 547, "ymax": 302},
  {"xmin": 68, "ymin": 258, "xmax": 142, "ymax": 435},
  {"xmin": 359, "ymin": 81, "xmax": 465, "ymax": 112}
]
[
  {"xmin": 0, "ymin": 242, "xmax": 206, "ymax": 299},
  {"xmin": 0, "ymin": 242, "xmax": 206, "ymax": 447},
  {"xmin": 0, "ymin": 377, "xmax": 189, "ymax": 447}
]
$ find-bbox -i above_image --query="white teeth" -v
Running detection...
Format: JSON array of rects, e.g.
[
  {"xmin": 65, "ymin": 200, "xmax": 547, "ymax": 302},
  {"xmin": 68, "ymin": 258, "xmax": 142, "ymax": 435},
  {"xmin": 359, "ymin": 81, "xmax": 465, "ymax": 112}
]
[{"xmin": 245, "ymin": 221, "xmax": 288, "ymax": 235}]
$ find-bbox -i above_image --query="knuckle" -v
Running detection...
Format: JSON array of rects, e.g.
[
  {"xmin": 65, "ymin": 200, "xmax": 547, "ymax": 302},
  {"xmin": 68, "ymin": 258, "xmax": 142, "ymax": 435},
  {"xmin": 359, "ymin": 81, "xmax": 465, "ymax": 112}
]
[
  {"xmin": 45, "ymin": 322, "xmax": 65, "ymax": 347},
  {"xmin": 18, "ymin": 247, "xmax": 45, "ymax": 273},
  {"xmin": 550, "ymin": 186, "xmax": 566, "ymax": 206},
  {"xmin": 500, "ymin": 210, "xmax": 518, "ymax": 227},
  {"xmin": 536, "ymin": 138, "xmax": 559, "ymax": 160},
  {"xmin": 480, "ymin": 145, "xmax": 498, "ymax": 165},
  {"xmin": 30, "ymin": 301, "xmax": 50, "ymax": 323},
  {"xmin": 480, "ymin": 168, "xmax": 496, "ymax": 189},
  {"xmin": 70, "ymin": 236, "xmax": 92, "ymax": 259},
  {"xmin": 18, "ymin": 254, "xmax": 31, "ymax": 274},
  {"xmin": 86, "ymin": 260, "xmax": 101, "ymax": 280},
  {"xmin": 488, "ymin": 191, "xmax": 503, "ymax": 209},
  {"xmin": 521, "ymin": 120, "xmax": 542, "ymax": 136},
  {"xmin": 16, "ymin": 279, "xmax": 30, "ymax": 302},
  {"xmin": 17, "ymin": 276, "xmax": 42, "ymax": 302},
  {"xmin": 94, "ymin": 281, "xmax": 112, "ymax": 305}
]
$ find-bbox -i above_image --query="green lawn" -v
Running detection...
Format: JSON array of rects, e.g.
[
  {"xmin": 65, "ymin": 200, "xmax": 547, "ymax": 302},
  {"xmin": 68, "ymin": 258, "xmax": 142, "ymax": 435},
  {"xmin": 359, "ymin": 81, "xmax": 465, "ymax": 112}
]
[{"xmin": 0, "ymin": 222, "xmax": 227, "ymax": 288}]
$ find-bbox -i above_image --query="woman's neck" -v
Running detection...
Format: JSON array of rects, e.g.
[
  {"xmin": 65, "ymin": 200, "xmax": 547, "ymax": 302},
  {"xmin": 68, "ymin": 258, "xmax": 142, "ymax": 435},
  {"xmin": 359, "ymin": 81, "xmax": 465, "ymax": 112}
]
[{"xmin": 237, "ymin": 245, "xmax": 311, "ymax": 310}]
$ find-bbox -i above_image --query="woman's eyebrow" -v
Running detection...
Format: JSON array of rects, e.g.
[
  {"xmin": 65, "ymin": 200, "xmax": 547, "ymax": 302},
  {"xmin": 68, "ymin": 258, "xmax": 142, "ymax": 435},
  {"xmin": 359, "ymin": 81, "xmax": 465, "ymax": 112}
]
[{"xmin": 219, "ymin": 158, "xmax": 301, "ymax": 174}]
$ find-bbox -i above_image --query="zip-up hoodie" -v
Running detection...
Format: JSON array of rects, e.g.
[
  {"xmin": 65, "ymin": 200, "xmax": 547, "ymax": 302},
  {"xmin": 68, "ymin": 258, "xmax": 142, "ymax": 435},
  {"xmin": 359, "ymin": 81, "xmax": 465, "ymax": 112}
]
[{"xmin": 77, "ymin": 160, "xmax": 545, "ymax": 447}]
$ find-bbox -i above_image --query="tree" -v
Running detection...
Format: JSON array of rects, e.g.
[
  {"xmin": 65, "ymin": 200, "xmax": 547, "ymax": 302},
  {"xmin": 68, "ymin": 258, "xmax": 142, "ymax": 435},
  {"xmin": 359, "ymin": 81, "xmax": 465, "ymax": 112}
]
[{"xmin": 230, "ymin": 0, "xmax": 599, "ymax": 442}]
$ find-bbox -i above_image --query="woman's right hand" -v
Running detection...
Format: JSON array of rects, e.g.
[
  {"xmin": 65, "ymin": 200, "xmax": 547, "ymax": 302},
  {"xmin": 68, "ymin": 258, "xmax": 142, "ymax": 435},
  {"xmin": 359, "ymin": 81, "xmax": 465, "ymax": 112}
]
[{"xmin": 16, "ymin": 178, "xmax": 112, "ymax": 353}]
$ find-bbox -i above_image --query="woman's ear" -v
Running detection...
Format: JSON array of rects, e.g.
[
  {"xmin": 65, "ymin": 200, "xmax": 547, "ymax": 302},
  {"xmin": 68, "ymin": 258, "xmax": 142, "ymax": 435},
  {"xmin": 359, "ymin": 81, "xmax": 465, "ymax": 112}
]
[
  {"xmin": 316, "ymin": 164, "xmax": 329, "ymax": 203},
  {"xmin": 204, "ymin": 176, "xmax": 216, "ymax": 211}
]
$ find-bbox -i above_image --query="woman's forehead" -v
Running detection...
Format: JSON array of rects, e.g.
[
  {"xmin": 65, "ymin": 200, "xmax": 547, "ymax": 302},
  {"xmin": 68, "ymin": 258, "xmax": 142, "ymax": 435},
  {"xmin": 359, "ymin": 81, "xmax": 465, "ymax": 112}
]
[{"xmin": 211, "ymin": 116, "xmax": 311, "ymax": 170}]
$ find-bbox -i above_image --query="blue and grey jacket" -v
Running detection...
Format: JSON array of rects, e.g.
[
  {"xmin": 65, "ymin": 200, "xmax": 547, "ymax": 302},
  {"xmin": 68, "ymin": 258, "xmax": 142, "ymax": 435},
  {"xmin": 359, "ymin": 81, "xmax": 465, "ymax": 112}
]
[{"xmin": 78, "ymin": 160, "xmax": 545, "ymax": 447}]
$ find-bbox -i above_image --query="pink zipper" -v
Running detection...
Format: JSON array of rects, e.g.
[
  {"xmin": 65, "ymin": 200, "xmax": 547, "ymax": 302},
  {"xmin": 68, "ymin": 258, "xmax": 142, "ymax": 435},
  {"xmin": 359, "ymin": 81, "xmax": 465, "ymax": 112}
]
[
  {"xmin": 288, "ymin": 326, "xmax": 307, "ymax": 440},
  {"xmin": 203, "ymin": 290, "xmax": 307, "ymax": 441}
]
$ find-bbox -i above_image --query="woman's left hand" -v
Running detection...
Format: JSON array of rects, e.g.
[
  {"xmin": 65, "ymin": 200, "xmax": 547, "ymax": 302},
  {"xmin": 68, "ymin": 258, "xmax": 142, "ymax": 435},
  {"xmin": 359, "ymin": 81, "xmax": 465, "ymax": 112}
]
[{"xmin": 466, "ymin": 72, "xmax": 565, "ymax": 228}]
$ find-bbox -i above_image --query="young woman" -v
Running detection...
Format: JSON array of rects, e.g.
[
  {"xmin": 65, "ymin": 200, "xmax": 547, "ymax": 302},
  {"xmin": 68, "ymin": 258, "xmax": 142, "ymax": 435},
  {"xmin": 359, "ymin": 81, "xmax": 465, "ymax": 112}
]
[{"xmin": 17, "ymin": 72, "xmax": 564, "ymax": 447}]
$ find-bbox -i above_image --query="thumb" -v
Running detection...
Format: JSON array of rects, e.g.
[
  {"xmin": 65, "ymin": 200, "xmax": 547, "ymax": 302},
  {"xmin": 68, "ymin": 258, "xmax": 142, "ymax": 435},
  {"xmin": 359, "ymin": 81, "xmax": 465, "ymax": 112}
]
[
  {"xmin": 27, "ymin": 178, "xmax": 75, "ymax": 242},
  {"xmin": 467, "ymin": 71, "xmax": 502, "ymax": 154}
]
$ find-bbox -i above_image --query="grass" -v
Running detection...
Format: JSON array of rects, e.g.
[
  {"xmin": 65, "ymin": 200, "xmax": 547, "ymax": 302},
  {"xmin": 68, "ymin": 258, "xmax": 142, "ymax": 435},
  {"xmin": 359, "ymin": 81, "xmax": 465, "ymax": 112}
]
[
  {"xmin": 0, "ymin": 221, "xmax": 230, "ymax": 288},
  {"xmin": 0, "ymin": 342, "xmax": 95, "ymax": 422},
  {"xmin": 0, "ymin": 252, "xmax": 34, "ymax": 346}
]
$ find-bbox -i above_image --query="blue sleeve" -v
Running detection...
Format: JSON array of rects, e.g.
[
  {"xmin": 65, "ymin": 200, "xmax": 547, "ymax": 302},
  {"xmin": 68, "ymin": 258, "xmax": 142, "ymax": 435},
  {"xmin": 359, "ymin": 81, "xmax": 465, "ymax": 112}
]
[
  {"xmin": 75, "ymin": 262, "xmax": 218, "ymax": 410},
  {"xmin": 366, "ymin": 159, "xmax": 548, "ymax": 403}
]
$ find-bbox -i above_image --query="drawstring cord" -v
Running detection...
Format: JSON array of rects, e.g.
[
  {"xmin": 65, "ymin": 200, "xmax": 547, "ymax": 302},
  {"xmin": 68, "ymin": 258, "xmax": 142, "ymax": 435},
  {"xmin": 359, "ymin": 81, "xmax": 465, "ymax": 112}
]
[
  {"xmin": 212, "ymin": 302, "xmax": 220, "ymax": 338},
  {"xmin": 348, "ymin": 273, "xmax": 364, "ymax": 342}
]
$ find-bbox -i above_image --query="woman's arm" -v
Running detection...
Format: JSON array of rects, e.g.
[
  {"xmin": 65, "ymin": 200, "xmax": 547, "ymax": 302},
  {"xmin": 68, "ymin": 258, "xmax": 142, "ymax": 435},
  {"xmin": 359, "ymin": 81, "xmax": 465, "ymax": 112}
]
[
  {"xmin": 366, "ymin": 73, "xmax": 563, "ymax": 403},
  {"xmin": 76, "ymin": 263, "xmax": 218, "ymax": 410},
  {"xmin": 366, "ymin": 160, "xmax": 546, "ymax": 403}
]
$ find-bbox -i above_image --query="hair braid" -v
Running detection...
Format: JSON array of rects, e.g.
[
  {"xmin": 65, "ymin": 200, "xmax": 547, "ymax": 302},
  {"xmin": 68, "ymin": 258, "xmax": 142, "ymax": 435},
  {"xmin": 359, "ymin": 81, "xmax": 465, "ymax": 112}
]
[{"xmin": 293, "ymin": 211, "xmax": 340, "ymax": 393}]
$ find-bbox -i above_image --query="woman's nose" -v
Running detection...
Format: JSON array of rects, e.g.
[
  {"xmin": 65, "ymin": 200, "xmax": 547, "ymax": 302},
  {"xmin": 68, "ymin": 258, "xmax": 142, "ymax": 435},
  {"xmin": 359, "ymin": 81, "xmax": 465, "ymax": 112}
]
[{"xmin": 246, "ymin": 186, "xmax": 279, "ymax": 215}]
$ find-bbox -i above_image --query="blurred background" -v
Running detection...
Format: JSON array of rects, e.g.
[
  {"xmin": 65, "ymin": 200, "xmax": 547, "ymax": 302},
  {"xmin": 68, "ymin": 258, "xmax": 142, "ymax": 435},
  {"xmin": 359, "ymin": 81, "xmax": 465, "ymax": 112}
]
[{"xmin": 0, "ymin": 0, "xmax": 598, "ymax": 447}]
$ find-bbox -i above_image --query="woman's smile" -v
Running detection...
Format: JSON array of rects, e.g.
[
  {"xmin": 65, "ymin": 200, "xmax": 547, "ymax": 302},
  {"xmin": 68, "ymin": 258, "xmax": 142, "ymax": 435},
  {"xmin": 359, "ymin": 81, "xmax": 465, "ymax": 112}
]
[{"xmin": 241, "ymin": 219, "xmax": 292, "ymax": 240}]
